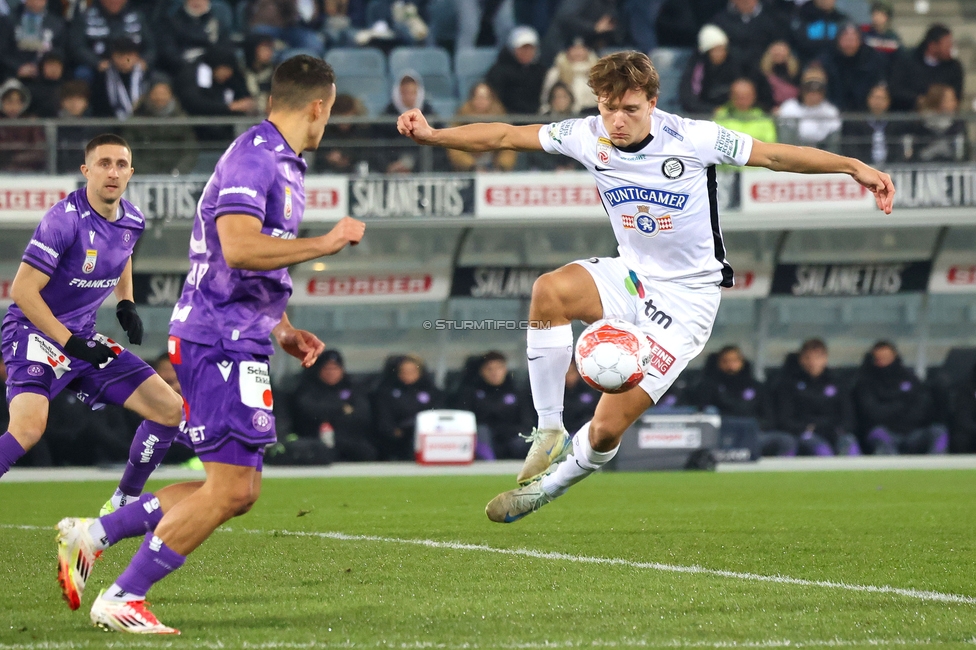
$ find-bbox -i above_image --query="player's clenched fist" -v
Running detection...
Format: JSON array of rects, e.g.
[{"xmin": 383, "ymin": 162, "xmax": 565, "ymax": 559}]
[
  {"xmin": 397, "ymin": 109, "xmax": 435, "ymax": 144},
  {"xmin": 320, "ymin": 216, "xmax": 365, "ymax": 254}
]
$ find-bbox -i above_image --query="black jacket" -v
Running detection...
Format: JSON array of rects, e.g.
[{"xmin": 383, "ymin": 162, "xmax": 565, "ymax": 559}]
[
  {"xmin": 820, "ymin": 43, "xmax": 885, "ymax": 112},
  {"xmin": 712, "ymin": 5, "xmax": 784, "ymax": 67},
  {"xmin": 485, "ymin": 48, "xmax": 547, "ymax": 114},
  {"xmin": 539, "ymin": 0, "xmax": 623, "ymax": 66},
  {"xmin": 889, "ymin": 45, "xmax": 964, "ymax": 112},
  {"xmin": 696, "ymin": 357, "xmax": 770, "ymax": 425},
  {"xmin": 289, "ymin": 374, "xmax": 373, "ymax": 443},
  {"xmin": 789, "ymin": 2, "xmax": 848, "ymax": 63},
  {"xmin": 452, "ymin": 374, "xmax": 532, "ymax": 444},
  {"xmin": 373, "ymin": 375, "xmax": 444, "ymax": 460},
  {"xmin": 158, "ymin": 4, "xmax": 231, "ymax": 74},
  {"xmin": 680, "ymin": 50, "xmax": 771, "ymax": 114},
  {"xmin": 951, "ymin": 365, "xmax": 976, "ymax": 453},
  {"xmin": 841, "ymin": 118, "xmax": 909, "ymax": 165},
  {"xmin": 563, "ymin": 376, "xmax": 600, "ymax": 434},
  {"xmin": 774, "ymin": 355, "xmax": 854, "ymax": 445},
  {"xmin": 0, "ymin": 5, "xmax": 65, "ymax": 79},
  {"xmin": 853, "ymin": 355, "xmax": 930, "ymax": 435},
  {"xmin": 68, "ymin": 1, "xmax": 155, "ymax": 69},
  {"xmin": 905, "ymin": 117, "xmax": 968, "ymax": 163}
]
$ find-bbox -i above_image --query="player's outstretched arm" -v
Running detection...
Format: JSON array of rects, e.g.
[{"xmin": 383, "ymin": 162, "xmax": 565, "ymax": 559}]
[
  {"xmin": 9, "ymin": 263, "xmax": 72, "ymax": 346},
  {"xmin": 217, "ymin": 214, "xmax": 365, "ymax": 272},
  {"xmin": 747, "ymin": 140, "xmax": 894, "ymax": 214},
  {"xmin": 397, "ymin": 108, "xmax": 544, "ymax": 152}
]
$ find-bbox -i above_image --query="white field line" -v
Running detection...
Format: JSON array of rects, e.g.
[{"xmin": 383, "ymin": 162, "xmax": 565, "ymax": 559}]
[
  {"xmin": 4, "ymin": 524, "xmax": 976, "ymax": 607},
  {"xmin": 0, "ymin": 638, "xmax": 970, "ymax": 649}
]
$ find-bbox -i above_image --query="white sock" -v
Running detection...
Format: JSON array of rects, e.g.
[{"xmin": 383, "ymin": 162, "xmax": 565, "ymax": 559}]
[
  {"xmin": 103, "ymin": 582, "xmax": 144, "ymax": 602},
  {"xmin": 112, "ymin": 488, "xmax": 138, "ymax": 511},
  {"xmin": 527, "ymin": 324, "xmax": 573, "ymax": 431},
  {"xmin": 88, "ymin": 520, "xmax": 109, "ymax": 551},
  {"xmin": 541, "ymin": 421, "xmax": 618, "ymax": 498}
]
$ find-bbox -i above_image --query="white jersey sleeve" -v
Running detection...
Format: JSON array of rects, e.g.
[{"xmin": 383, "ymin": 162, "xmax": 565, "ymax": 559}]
[
  {"xmin": 685, "ymin": 120, "xmax": 754, "ymax": 167},
  {"xmin": 538, "ymin": 119, "xmax": 587, "ymax": 160}
]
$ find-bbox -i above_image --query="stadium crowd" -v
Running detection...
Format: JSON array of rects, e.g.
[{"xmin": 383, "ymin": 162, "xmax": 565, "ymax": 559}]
[
  {"xmin": 3, "ymin": 340, "xmax": 975, "ymax": 467},
  {"xmin": 0, "ymin": 0, "xmax": 971, "ymax": 172}
]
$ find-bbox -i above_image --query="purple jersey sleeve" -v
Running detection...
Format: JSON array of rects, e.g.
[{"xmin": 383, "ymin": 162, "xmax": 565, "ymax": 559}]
[
  {"xmin": 23, "ymin": 205, "xmax": 78, "ymax": 276},
  {"xmin": 212, "ymin": 147, "xmax": 276, "ymax": 223}
]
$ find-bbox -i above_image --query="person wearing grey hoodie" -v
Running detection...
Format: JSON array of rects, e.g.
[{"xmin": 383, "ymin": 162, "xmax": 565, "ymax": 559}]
[{"xmin": 0, "ymin": 78, "xmax": 46, "ymax": 172}]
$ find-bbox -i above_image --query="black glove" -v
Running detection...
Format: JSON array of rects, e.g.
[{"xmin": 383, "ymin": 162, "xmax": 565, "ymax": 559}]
[
  {"xmin": 64, "ymin": 335, "xmax": 118, "ymax": 367},
  {"xmin": 116, "ymin": 299, "xmax": 143, "ymax": 345}
]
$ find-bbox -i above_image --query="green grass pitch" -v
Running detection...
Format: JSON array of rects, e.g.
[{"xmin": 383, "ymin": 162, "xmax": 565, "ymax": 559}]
[{"xmin": 1, "ymin": 470, "xmax": 976, "ymax": 648}]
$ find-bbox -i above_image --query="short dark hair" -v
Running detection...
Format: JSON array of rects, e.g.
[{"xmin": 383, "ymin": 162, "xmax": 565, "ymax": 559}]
[
  {"xmin": 481, "ymin": 351, "xmax": 507, "ymax": 366},
  {"xmin": 800, "ymin": 338, "xmax": 827, "ymax": 355},
  {"xmin": 923, "ymin": 24, "xmax": 951, "ymax": 49},
  {"xmin": 270, "ymin": 55, "xmax": 336, "ymax": 111},
  {"xmin": 85, "ymin": 134, "xmax": 131, "ymax": 159},
  {"xmin": 60, "ymin": 79, "xmax": 90, "ymax": 101},
  {"xmin": 871, "ymin": 340, "xmax": 897, "ymax": 354},
  {"xmin": 718, "ymin": 345, "xmax": 742, "ymax": 358}
]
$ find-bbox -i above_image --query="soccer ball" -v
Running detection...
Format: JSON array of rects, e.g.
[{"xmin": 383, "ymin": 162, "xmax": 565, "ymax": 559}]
[{"xmin": 575, "ymin": 319, "xmax": 652, "ymax": 393}]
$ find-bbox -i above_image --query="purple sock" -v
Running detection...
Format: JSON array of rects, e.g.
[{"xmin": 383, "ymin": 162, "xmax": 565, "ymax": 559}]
[
  {"xmin": 0, "ymin": 432, "xmax": 26, "ymax": 478},
  {"xmin": 99, "ymin": 493, "xmax": 164, "ymax": 546},
  {"xmin": 118, "ymin": 421, "xmax": 180, "ymax": 496},
  {"xmin": 114, "ymin": 532, "xmax": 186, "ymax": 598}
]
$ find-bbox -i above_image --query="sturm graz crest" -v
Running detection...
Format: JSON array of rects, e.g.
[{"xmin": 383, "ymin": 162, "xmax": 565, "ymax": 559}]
[{"xmin": 661, "ymin": 157, "xmax": 684, "ymax": 179}]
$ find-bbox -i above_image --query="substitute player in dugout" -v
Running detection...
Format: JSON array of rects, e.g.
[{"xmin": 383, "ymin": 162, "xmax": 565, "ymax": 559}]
[{"xmin": 397, "ymin": 51, "xmax": 894, "ymax": 523}]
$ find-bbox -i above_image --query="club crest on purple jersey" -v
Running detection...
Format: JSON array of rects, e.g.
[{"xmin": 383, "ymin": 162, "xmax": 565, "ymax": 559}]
[{"xmin": 252, "ymin": 410, "xmax": 273, "ymax": 433}]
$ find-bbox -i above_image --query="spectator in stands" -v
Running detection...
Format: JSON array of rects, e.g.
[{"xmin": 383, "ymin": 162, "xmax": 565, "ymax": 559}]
[
  {"xmin": 951, "ymin": 360, "xmax": 976, "ymax": 453},
  {"xmin": 177, "ymin": 45, "xmax": 255, "ymax": 143},
  {"xmin": 245, "ymin": 0, "xmax": 324, "ymax": 54},
  {"xmin": 654, "ymin": 0, "xmax": 726, "ymax": 49},
  {"xmin": 860, "ymin": 1, "xmax": 900, "ymax": 73},
  {"xmin": 452, "ymin": 351, "xmax": 532, "ymax": 460},
  {"xmin": 447, "ymin": 82, "xmax": 517, "ymax": 171},
  {"xmin": 382, "ymin": 70, "xmax": 435, "ymax": 173},
  {"xmin": 122, "ymin": 75, "xmax": 198, "ymax": 175},
  {"xmin": 680, "ymin": 25, "xmax": 751, "ymax": 115},
  {"xmin": 373, "ymin": 354, "xmax": 444, "ymax": 461},
  {"xmin": 486, "ymin": 26, "xmax": 547, "ymax": 114},
  {"xmin": 563, "ymin": 362, "xmax": 599, "ymax": 435},
  {"xmin": 318, "ymin": 93, "xmax": 379, "ymax": 174},
  {"xmin": 541, "ymin": 36, "xmax": 598, "ymax": 115},
  {"xmin": 777, "ymin": 65, "xmax": 841, "ymax": 152},
  {"xmin": 759, "ymin": 40, "xmax": 799, "ymax": 109},
  {"xmin": 890, "ymin": 24, "xmax": 963, "ymax": 113},
  {"xmin": 25, "ymin": 51, "xmax": 64, "ymax": 117},
  {"xmin": 0, "ymin": 0, "xmax": 65, "ymax": 81},
  {"xmin": 619, "ymin": 0, "xmax": 666, "ymax": 54},
  {"xmin": 68, "ymin": 0, "xmax": 155, "ymax": 79},
  {"xmin": 158, "ymin": 0, "xmax": 233, "ymax": 75},
  {"xmin": 426, "ymin": 0, "xmax": 514, "ymax": 52},
  {"xmin": 356, "ymin": 0, "xmax": 427, "ymax": 46},
  {"xmin": 711, "ymin": 0, "xmax": 784, "ymax": 67},
  {"xmin": 540, "ymin": 0, "xmax": 623, "ymax": 67},
  {"xmin": 904, "ymin": 84, "xmax": 968, "ymax": 163},
  {"xmin": 841, "ymin": 83, "xmax": 907, "ymax": 164},
  {"xmin": 0, "ymin": 79, "xmax": 46, "ymax": 172},
  {"xmin": 820, "ymin": 23, "xmax": 884, "ymax": 112},
  {"xmin": 243, "ymin": 34, "xmax": 275, "ymax": 114},
  {"xmin": 151, "ymin": 352, "xmax": 181, "ymax": 396},
  {"xmin": 90, "ymin": 37, "xmax": 147, "ymax": 119},
  {"xmin": 713, "ymin": 78, "xmax": 777, "ymax": 144},
  {"xmin": 541, "ymin": 81, "xmax": 575, "ymax": 117},
  {"xmin": 774, "ymin": 339, "xmax": 860, "ymax": 456},
  {"xmin": 789, "ymin": 0, "xmax": 848, "ymax": 63},
  {"xmin": 287, "ymin": 349, "xmax": 378, "ymax": 462},
  {"xmin": 697, "ymin": 345, "xmax": 795, "ymax": 456},
  {"xmin": 55, "ymin": 80, "xmax": 98, "ymax": 173},
  {"xmin": 528, "ymin": 82, "xmax": 585, "ymax": 171},
  {"xmin": 853, "ymin": 341, "xmax": 948, "ymax": 455}
]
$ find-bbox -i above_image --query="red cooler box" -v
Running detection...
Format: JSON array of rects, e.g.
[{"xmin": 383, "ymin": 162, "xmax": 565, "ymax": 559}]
[{"xmin": 414, "ymin": 410, "xmax": 476, "ymax": 465}]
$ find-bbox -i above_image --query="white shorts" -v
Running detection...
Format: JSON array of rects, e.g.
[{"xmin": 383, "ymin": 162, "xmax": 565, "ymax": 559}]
[{"xmin": 572, "ymin": 256, "xmax": 721, "ymax": 403}]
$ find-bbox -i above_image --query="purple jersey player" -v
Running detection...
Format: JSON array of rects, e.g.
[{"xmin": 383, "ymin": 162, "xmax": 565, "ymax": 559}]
[
  {"xmin": 0, "ymin": 134, "xmax": 184, "ymax": 487},
  {"xmin": 56, "ymin": 55, "xmax": 365, "ymax": 635}
]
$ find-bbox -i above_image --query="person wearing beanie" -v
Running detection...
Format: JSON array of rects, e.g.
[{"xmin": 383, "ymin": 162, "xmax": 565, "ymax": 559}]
[
  {"xmin": 90, "ymin": 37, "xmax": 148, "ymax": 119},
  {"xmin": 681, "ymin": 24, "xmax": 770, "ymax": 114},
  {"xmin": 486, "ymin": 25, "xmax": 547, "ymax": 114},
  {"xmin": 176, "ymin": 44, "xmax": 256, "ymax": 143}
]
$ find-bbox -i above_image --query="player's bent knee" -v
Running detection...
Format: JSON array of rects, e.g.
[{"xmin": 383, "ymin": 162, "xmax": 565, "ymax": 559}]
[
  {"xmin": 156, "ymin": 393, "xmax": 185, "ymax": 428},
  {"xmin": 531, "ymin": 273, "xmax": 567, "ymax": 318},
  {"xmin": 588, "ymin": 417, "xmax": 626, "ymax": 450}
]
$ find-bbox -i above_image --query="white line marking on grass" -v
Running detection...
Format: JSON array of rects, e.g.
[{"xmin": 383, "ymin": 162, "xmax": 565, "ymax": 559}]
[
  {"xmin": 244, "ymin": 528, "xmax": 976, "ymax": 606},
  {"xmin": 5, "ymin": 524, "xmax": 976, "ymax": 607}
]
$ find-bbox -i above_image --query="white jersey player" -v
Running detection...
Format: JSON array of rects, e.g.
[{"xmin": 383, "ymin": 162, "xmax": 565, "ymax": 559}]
[{"xmin": 398, "ymin": 51, "xmax": 894, "ymax": 523}]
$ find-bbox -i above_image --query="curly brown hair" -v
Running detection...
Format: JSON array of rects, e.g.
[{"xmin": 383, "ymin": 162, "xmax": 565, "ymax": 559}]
[{"xmin": 587, "ymin": 51, "xmax": 660, "ymax": 104}]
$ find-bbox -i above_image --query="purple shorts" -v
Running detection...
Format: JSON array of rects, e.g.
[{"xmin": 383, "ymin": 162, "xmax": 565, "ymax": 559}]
[
  {"xmin": 169, "ymin": 336, "xmax": 274, "ymax": 468},
  {"xmin": 2, "ymin": 324, "xmax": 155, "ymax": 410}
]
